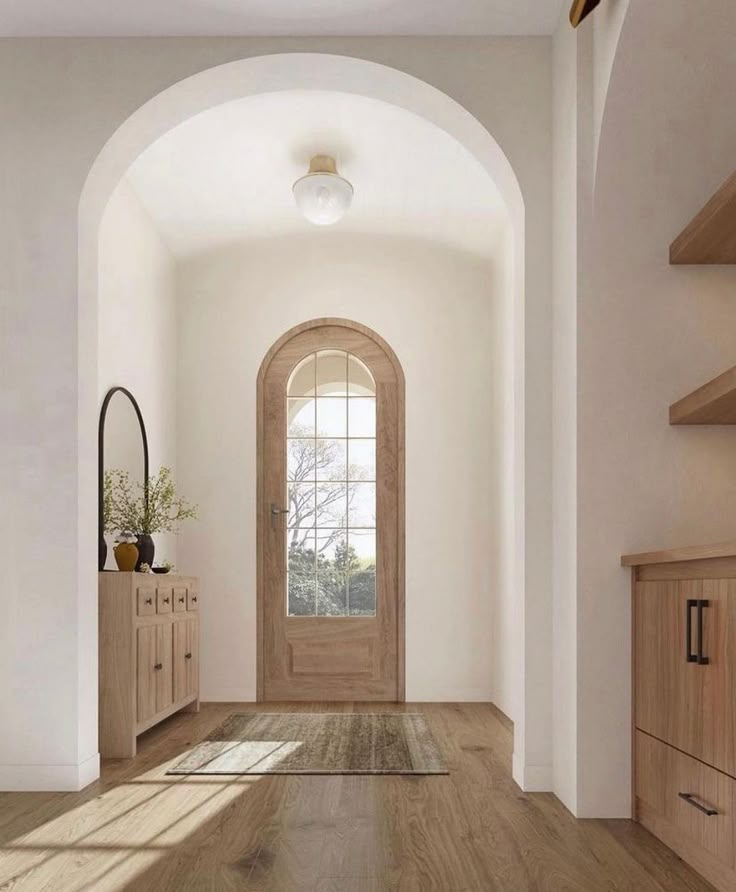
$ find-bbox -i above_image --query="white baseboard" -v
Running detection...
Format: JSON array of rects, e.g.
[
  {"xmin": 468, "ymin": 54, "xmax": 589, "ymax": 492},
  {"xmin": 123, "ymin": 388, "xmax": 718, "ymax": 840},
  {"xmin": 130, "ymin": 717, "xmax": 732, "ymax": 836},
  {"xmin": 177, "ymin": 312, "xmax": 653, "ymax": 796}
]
[
  {"xmin": 0, "ymin": 752, "xmax": 100, "ymax": 792},
  {"xmin": 512, "ymin": 753, "xmax": 553, "ymax": 792}
]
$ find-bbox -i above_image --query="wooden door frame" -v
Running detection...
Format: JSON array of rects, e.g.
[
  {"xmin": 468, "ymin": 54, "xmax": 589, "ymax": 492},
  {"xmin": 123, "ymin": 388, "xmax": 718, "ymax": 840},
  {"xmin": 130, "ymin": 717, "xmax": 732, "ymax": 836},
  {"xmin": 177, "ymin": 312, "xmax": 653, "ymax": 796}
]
[{"xmin": 256, "ymin": 318, "xmax": 405, "ymax": 702}]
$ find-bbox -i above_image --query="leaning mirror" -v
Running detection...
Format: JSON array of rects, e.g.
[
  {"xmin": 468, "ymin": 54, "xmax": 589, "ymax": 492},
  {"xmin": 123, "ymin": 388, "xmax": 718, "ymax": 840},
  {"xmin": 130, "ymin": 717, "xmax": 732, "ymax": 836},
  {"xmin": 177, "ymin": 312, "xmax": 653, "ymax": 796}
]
[{"xmin": 98, "ymin": 387, "xmax": 149, "ymax": 570}]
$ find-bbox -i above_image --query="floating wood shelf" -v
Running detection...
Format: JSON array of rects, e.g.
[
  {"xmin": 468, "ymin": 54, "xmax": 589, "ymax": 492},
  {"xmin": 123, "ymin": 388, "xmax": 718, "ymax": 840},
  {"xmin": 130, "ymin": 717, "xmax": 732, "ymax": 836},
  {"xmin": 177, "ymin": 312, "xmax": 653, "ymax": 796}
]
[
  {"xmin": 670, "ymin": 170, "xmax": 736, "ymax": 264},
  {"xmin": 670, "ymin": 363, "xmax": 736, "ymax": 424}
]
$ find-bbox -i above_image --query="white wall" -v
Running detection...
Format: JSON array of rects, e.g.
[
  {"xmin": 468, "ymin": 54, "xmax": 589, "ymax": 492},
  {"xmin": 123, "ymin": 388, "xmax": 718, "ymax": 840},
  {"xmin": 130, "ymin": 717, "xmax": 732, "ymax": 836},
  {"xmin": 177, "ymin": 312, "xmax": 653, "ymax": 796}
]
[
  {"xmin": 176, "ymin": 234, "xmax": 503, "ymax": 702},
  {"xmin": 573, "ymin": 0, "xmax": 736, "ymax": 816},
  {"xmin": 98, "ymin": 179, "xmax": 178, "ymax": 567},
  {"xmin": 0, "ymin": 38, "xmax": 551, "ymax": 790}
]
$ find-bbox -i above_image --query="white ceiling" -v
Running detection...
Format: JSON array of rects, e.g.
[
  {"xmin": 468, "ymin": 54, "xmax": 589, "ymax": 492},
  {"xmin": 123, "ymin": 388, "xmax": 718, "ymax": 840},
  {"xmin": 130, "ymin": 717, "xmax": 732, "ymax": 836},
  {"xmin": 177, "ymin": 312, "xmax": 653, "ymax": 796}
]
[
  {"xmin": 126, "ymin": 90, "xmax": 506, "ymax": 259},
  {"xmin": 0, "ymin": 0, "xmax": 566, "ymax": 37}
]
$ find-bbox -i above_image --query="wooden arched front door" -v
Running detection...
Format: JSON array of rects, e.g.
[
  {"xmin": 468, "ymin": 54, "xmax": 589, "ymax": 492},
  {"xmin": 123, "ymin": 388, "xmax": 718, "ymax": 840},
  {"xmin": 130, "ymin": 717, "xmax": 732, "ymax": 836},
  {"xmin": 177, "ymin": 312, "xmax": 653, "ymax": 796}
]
[{"xmin": 257, "ymin": 319, "xmax": 404, "ymax": 701}]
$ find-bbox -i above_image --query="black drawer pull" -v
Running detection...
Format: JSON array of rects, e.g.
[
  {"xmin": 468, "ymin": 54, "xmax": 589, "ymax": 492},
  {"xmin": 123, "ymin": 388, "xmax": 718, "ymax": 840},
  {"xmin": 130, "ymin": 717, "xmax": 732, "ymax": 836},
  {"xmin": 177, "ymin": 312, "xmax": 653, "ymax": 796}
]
[
  {"xmin": 697, "ymin": 600, "xmax": 710, "ymax": 665},
  {"xmin": 163, "ymin": 597, "xmax": 170, "ymax": 604},
  {"xmin": 686, "ymin": 599, "xmax": 698, "ymax": 662},
  {"xmin": 179, "ymin": 596, "xmax": 185, "ymax": 603},
  {"xmin": 679, "ymin": 792, "xmax": 717, "ymax": 816},
  {"xmin": 185, "ymin": 652, "xmax": 192, "ymax": 660},
  {"xmin": 192, "ymin": 596, "xmax": 198, "ymax": 603},
  {"xmin": 145, "ymin": 597, "xmax": 153, "ymax": 606},
  {"xmin": 154, "ymin": 662, "xmax": 163, "ymax": 671}
]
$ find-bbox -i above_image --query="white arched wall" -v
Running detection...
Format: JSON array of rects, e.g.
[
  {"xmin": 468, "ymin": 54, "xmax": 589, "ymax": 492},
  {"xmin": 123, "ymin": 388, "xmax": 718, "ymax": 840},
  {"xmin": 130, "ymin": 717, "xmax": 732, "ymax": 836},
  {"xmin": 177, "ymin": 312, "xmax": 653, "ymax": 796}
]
[
  {"xmin": 80, "ymin": 53, "xmax": 538, "ymax": 785},
  {"xmin": 0, "ymin": 37, "xmax": 555, "ymax": 791}
]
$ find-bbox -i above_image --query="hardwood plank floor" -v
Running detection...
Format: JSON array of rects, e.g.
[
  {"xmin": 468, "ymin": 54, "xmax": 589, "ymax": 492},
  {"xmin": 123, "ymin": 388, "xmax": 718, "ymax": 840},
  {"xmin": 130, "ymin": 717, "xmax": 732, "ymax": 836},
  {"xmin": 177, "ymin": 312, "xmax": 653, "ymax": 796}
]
[{"xmin": 0, "ymin": 703, "xmax": 716, "ymax": 892}]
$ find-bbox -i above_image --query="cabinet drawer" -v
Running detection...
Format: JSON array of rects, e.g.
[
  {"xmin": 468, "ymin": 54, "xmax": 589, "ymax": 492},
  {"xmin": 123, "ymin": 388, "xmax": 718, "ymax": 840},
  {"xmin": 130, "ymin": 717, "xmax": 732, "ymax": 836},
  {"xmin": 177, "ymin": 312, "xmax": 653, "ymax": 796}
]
[
  {"xmin": 636, "ymin": 731, "xmax": 735, "ymax": 868},
  {"xmin": 156, "ymin": 586, "xmax": 173, "ymax": 614},
  {"xmin": 136, "ymin": 586, "xmax": 156, "ymax": 616},
  {"xmin": 187, "ymin": 588, "xmax": 199, "ymax": 611},
  {"xmin": 173, "ymin": 586, "xmax": 188, "ymax": 613}
]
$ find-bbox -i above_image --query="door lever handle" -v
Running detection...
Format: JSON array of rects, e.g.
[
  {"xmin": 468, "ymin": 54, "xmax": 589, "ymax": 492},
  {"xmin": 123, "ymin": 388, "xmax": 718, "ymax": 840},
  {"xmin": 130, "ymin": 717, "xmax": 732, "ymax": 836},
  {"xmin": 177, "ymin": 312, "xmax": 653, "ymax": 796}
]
[{"xmin": 271, "ymin": 503, "xmax": 289, "ymax": 529}]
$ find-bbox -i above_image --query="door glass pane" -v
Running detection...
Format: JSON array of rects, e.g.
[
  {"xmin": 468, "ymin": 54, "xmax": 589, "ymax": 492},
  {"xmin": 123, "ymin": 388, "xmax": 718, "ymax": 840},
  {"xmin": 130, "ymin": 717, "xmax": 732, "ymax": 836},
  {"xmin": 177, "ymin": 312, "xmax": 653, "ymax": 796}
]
[
  {"xmin": 348, "ymin": 398, "xmax": 376, "ymax": 437},
  {"xmin": 288, "ymin": 439, "xmax": 316, "ymax": 483},
  {"xmin": 288, "ymin": 354, "xmax": 316, "ymax": 397},
  {"xmin": 317, "ymin": 529, "xmax": 348, "ymax": 616},
  {"xmin": 348, "ymin": 483, "xmax": 376, "ymax": 527},
  {"xmin": 286, "ymin": 350, "xmax": 376, "ymax": 617},
  {"xmin": 316, "ymin": 398, "xmax": 347, "ymax": 437},
  {"xmin": 348, "ymin": 440, "xmax": 375, "ymax": 481},
  {"xmin": 288, "ymin": 529, "xmax": 316, "ymax": 615},
  {"xmin": 315, "ymin": 439, "xmax": 346, "ymax": 481},
  {"xmin": 316, "ymin": 350, "xmax": 348, "ymax": 396},
  {"xmin": 348, "ymin": 355, "xmax": 376, "ymax": 396},
  {"xmin": 316, "ymin": 482, "xmax": 347, "ymax": 528},
  {"xmin": 288, "ymin": 398, "xmax": 315, "ymax": 437}
]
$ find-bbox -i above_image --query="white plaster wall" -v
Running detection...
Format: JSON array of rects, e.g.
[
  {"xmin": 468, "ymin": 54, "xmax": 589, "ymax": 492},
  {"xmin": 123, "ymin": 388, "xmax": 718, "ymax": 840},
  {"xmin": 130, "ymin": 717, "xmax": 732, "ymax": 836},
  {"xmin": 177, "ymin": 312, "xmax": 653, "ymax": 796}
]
[
  {"xmin": 576, "ymin": 0, "xmax": 736, "ymax": 816},
  {"xmin": 0, "ymin": 38, "xmax": 551, "ymax": 790},
  {"xmin": 98, "ymin": 179, "xmax": 178, "ymax": 567},
  {"xmin": 551, "ymin": 8, "xmax": 580, "ymax": 815},
  {"xmin": 176, "ymin": 235, "xmax": 502, "ymax": 702}
]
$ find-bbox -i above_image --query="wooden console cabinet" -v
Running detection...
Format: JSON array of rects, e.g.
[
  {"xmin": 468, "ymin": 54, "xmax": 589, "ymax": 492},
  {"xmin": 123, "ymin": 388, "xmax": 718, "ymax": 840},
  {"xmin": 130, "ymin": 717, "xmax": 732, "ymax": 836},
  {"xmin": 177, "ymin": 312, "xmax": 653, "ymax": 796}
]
[
  {"xmin": 623, "ymin": 545, "xmax": 736, "ymax": 892},
  {"xmin": 99, "ymin": 572, "xmax": 200, "ymax": 758}
]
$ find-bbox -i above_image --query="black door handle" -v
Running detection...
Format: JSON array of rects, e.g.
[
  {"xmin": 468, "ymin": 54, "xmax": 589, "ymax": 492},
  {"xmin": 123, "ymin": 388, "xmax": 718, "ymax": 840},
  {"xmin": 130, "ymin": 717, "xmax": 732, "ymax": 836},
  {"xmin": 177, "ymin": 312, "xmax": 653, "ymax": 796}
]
[
  {"xmin": 686, "ymin": 599, "xmax": 698, "ymax": 663},
  {"xmin": 678, "ymin": 792, "xmax": 717, "ymax": 816},
  {"xmin": 697, "ymin": 599, "xmax": 710, "ymax": 665}
]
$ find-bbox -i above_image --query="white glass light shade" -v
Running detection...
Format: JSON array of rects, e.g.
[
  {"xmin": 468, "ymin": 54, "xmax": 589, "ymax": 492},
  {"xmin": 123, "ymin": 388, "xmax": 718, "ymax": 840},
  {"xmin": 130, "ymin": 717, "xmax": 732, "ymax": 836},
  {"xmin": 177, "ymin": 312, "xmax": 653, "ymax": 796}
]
[{"xmin": 293, "ymin": 156, "xmax": 353, "ymax": 226}]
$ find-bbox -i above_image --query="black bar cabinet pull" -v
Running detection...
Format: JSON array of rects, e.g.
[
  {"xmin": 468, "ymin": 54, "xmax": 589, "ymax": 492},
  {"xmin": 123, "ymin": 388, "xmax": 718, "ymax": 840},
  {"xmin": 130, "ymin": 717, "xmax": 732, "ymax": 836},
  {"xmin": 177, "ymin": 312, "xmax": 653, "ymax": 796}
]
[
  {"xmin": 697, "ymin": 599, "xmax": 710, "ymax": 665},
  {"xmin": 678, "ymin": 792, "xmax": 718, "ymax": 816},
  {"xmin": 686, "ymin": 599, "xmax": 698, "ymax": 662}
]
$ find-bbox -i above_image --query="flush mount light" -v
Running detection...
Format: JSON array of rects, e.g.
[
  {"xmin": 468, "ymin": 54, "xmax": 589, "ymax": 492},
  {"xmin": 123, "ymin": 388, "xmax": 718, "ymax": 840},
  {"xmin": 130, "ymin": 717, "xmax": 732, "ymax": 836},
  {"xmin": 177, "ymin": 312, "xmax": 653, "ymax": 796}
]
[{"xmin": 293, "ymin": 155, "xmax": 353, "ymax": 226}]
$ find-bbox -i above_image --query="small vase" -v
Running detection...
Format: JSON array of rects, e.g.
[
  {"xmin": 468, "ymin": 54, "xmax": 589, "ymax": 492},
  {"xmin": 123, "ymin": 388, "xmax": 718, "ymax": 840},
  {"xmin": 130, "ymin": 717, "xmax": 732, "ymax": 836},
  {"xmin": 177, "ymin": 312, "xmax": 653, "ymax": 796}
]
[
  {"xmin": 136, "ymin": 534, "xmax": 155, "ymax": 571},
  {"xmin": 114, "ymin": 542, "xmax": 139, "ymax": 572},
  {"xmin": 99, "ymin": 535, "xmax": 108, "ymax": 571}
]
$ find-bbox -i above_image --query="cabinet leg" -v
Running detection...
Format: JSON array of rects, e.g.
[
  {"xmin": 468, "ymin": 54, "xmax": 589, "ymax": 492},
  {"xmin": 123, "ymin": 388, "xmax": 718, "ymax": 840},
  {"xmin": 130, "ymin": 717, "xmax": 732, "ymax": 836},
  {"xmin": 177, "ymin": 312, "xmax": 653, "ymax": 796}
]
[{"xmin": 183, "ymin": 697, "xmax": 200, "ymax": 714}]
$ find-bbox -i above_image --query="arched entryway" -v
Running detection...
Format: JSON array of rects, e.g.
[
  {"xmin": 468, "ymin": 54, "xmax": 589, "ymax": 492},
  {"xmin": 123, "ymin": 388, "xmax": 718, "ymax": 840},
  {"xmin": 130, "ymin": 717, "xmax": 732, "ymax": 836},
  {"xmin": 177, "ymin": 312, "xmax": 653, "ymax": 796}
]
[{"xmin": 257, "ymin": 318, "xmax": 405, "ymax": 701}]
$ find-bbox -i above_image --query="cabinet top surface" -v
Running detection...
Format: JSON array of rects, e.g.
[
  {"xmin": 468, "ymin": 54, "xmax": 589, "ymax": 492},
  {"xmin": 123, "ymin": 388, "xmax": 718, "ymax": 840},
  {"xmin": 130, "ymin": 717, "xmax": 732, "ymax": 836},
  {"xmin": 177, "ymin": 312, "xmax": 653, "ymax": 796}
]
[
  {"xmin": 99, "ymin": 572, "xmax": 197, "ymax": 582},
  {"xmin": 621, "ymin": 540, "xmax": 736, "ymax": 567}
]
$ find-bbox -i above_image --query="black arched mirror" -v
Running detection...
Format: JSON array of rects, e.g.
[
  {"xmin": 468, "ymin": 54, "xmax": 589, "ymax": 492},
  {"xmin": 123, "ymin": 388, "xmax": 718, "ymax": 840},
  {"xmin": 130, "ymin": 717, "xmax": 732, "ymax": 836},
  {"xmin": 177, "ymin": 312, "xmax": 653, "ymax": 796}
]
[{"xmin": 98, "ymin": 387, "xmax": 149, "ymax": 570}]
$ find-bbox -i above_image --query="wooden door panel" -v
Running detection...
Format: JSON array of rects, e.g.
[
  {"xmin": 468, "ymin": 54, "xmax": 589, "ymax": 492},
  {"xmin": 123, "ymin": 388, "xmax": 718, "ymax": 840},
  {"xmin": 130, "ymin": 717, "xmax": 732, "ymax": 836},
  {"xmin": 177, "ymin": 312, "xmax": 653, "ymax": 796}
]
[
  {"xmin": 635, "ymin": 580, "xmax": 704, "ymax": 755},
  {"xmin": 259, "ymin": 321, "xmax": 404, "ymax": 701},
  {"xmin": 698, "ymin": 580, "xmax": 736, "ymax": 777},
  {"xmin": 136, "ymin": 626, "xmax": 157, "ymax": 724},
  {"xmin": 187, "ymin": 618, "xmax": 199, "ymax": 700},
  {"xmin": 173, "ymin": 620, "xmax": 188, "ymax": 703},
  {"xmin": 155, "ymin": 623, "xmax": 173, "ymax": 714}
]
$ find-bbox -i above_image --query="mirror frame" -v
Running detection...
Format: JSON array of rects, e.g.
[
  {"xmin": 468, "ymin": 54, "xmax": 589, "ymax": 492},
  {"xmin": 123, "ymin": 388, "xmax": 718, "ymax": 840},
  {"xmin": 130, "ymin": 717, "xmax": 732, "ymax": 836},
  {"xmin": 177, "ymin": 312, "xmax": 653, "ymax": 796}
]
[{"xmin": 98, "ymin": 386, "xmax": 149, "ymax": 570}]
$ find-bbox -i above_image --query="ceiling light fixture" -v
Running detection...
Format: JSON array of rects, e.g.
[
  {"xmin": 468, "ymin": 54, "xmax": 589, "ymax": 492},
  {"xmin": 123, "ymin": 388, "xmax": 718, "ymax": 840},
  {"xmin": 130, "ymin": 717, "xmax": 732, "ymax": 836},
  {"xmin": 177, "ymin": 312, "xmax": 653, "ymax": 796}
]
[{"xmin": 293, "ymin": 155, "xmax": 353, "ymax": 226}]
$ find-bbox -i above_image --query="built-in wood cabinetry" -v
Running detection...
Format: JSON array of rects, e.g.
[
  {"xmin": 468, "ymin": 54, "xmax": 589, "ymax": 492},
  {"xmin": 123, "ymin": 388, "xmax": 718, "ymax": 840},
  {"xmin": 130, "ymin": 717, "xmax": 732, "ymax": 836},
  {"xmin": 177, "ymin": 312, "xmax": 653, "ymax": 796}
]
[
  {"xmin": 99, "ymin": 573, "xmax": 200, "ymax": 758},
  {"xmin": 624, "ymin": 549, "xmax": 736, "ymax": 891}
]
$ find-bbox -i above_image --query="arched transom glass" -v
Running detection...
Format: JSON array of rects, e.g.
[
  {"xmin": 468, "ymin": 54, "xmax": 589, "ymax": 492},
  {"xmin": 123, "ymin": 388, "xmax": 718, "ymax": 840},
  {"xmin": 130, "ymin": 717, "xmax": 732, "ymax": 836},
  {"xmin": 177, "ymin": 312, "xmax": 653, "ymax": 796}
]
[{"xmin": 286, "ymin": 350, "xmax": 377, "ymax": 617}]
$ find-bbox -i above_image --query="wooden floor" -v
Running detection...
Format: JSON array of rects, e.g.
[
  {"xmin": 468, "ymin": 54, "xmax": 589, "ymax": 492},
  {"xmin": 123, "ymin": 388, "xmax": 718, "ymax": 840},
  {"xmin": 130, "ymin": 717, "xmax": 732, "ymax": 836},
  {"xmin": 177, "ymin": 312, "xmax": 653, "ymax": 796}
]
[{"xmin": 0, "ymin": 703, "xmax": 716, "ymax": 892}]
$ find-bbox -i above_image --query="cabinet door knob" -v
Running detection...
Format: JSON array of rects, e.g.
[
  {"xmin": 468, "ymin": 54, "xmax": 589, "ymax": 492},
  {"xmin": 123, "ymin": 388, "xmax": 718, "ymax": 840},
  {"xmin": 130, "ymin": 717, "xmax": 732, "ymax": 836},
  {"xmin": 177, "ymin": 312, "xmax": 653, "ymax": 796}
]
[
  {"xmin": 154, "ymin": 662, "xmax": 163, "ymax": 671},
  {"xmin": 163, "ymin": 597, "xmax": 170, "ymax": 604},
  {"xmin": 185, "ymin": 652, "xmax": 192, "ymax": 660},
  {"xmin": 179, "ymin": 597, "xmax": 185, "ymax": 603},
  {"xmin": 145, "ymin": 598, "xmax": 153, "ymax": 605},
  {"xmin": 192, "ymin": 596, "xmax": 198, "ymax": 603}
]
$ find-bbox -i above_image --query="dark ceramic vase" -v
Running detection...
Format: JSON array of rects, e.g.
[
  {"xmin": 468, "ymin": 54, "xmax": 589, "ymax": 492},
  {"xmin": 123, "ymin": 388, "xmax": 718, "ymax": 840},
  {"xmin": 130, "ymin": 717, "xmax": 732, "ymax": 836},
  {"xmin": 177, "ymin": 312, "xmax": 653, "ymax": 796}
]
[
  {"xmin": 99, "ymin": 535, "xmax": 107, "ymax": 571},
  {"xmin": 135, "ymin": 534, "xmax": 155, "ymax": 571}
]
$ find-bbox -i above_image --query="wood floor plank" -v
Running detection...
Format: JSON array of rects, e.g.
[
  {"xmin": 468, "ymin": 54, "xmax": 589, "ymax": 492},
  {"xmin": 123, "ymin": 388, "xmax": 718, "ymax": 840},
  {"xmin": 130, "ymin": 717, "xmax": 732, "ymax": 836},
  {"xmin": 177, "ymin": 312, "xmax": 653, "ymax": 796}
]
[{"xmin": 0, "ymin": 703, "xmax": 719, "ymax": 892}]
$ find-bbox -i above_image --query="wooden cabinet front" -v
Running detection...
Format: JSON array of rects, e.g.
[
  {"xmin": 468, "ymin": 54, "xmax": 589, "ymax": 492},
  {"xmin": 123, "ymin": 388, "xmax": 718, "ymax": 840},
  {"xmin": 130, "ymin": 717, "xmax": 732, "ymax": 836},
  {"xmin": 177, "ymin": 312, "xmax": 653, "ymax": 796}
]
[
  {"xmin": 636, "ymin": 578, "xmax": 736, "ymax": 777},
  {"xmin": 173, "ymin": 618, "xmax": 199, "ymax": 703}
]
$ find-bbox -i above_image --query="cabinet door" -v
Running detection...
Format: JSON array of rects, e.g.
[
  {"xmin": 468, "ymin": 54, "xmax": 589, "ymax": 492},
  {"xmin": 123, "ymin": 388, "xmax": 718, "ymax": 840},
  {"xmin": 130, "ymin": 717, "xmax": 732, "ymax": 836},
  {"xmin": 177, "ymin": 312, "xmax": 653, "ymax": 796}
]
[
  {"xmin": 155, "ymin": 623, "xmax": 173, "ymax": 714},
  {"xmin": 137, "ymin": 625, "xmax": 157, "ymax": 724},
  {"xmin": 698, "ymin": 580, "xmax": 736, "ymax": 777},
  {"xmin": 173, "ymin": 618, "xmax": 198, "ymax": 702},
  {"xmin": 635, "ymin": 580, "xmax": 705, "ymax": 757}
]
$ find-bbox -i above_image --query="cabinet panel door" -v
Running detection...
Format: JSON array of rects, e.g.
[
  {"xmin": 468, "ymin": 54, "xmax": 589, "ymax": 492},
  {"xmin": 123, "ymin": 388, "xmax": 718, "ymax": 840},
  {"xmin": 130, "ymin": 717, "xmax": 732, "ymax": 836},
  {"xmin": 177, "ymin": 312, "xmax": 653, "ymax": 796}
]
[
  {"xmin": 698, "ymin": 580, "xmax": 736, "ymax": 777},
  {"xmin": 186, "ymin": 618, "xmax": 199, "ymax": 700},
  {"xmin": 635, "ymin": 580, "xmax": 705, "ymax": 756},
  {"xmin": 173, "ymin": 620, "xmax": 189, "ymax": 703},
  {"xmin": 137, "ymin": 625, "xmax": 157, "ymax": 724},
  {"xmin": 155, "ymin": 623, "xmax": 173, "ymax": 714}
]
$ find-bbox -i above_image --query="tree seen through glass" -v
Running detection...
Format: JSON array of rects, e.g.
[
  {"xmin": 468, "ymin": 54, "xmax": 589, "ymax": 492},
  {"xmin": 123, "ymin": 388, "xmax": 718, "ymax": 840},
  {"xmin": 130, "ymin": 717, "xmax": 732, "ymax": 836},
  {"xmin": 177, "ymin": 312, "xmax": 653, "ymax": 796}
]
[{"xmin": 286, "ymin": 351, "xmax": 376, "ymax": 616}]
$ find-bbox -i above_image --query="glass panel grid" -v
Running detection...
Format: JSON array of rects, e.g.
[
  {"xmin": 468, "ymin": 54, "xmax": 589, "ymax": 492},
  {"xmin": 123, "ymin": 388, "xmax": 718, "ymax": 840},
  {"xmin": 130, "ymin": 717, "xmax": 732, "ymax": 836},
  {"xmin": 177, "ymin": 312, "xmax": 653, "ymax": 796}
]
[{"xmin": 286, "ymin": 351, "xmax": 377, "ymax": 617}]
